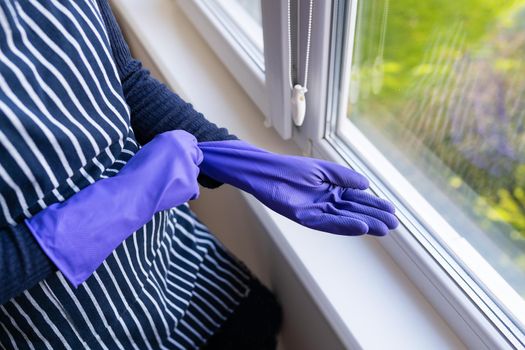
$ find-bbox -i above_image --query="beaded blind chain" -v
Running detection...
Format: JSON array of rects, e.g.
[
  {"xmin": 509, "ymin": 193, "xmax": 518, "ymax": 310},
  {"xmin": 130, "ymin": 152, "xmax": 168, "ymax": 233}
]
[{"xmin": 288, "ymin": 0, "xmax": 313, "ymax": 126}]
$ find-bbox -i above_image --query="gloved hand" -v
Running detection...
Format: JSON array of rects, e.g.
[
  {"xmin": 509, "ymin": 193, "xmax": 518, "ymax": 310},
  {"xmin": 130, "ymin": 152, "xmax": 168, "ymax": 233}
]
[
  {"xmin": 198, "ymin": 140, "xmax": 398, "ymax": 236},
  {"xmin": 26, "ymin": 130, "xmax": 202, "ymax": 287}
]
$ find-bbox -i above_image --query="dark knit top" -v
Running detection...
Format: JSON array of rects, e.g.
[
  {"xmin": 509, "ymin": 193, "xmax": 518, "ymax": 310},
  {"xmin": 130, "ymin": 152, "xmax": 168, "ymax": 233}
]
[{"xmin": 0, "ymin": 0, "xmax": 235, "ymax": 305}]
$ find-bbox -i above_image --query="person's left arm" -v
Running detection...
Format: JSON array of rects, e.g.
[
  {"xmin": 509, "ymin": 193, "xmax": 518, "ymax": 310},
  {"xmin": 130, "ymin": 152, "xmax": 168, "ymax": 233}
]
[
  {"xmin": 97, "ymin": 0, "xmax": 230, "ymax": 187},
  {"xmin": 96, "ymin": 1, "xmax": 399, "ymax": 237}
]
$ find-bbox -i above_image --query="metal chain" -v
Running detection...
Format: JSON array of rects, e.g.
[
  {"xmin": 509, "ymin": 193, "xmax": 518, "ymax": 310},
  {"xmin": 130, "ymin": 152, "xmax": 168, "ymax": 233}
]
[
  {"xmin": 303, "ymin": 0, "xmax": 314, "ymax": 89},
  {"xmin": 287, "ymin": 0, "xmax": 314, "ymax": 90},
  {"xmin": 287, "ymin": 0, "xmax": 293, "ymax": 89}
]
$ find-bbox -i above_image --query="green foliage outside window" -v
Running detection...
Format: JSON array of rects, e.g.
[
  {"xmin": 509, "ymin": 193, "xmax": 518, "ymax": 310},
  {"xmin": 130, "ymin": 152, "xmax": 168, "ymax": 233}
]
[{"xmin": 349, "ymin": 0, "xmax": 525, "ymax": 294}]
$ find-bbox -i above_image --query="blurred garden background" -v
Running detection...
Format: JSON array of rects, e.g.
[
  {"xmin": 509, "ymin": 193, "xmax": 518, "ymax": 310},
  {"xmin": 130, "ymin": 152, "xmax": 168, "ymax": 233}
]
[{"xmin": 348, "ymin": 0, "xmax": 525, "ymax": 296}]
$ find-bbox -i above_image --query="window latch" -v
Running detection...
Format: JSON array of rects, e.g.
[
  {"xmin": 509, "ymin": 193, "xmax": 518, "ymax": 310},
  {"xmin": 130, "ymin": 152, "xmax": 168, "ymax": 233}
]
[{"xmin": 291, "ymin": 84, "xmax": 307, "ymax": 126}]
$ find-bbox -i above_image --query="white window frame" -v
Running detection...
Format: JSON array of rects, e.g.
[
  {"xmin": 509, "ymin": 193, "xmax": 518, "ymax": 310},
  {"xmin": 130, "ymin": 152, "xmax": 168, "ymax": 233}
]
[
  {"xmin": 316, "ymin": 1, "xmax": 525, "ymax": 348},
  {"xmin": 177, "ymin": 0, "xmax": 293, "ymax": 139},
  {"xmin": 176, "ymin": 0, "xmax": 266, "ymax": 116},
  {"xmin": 178, "ymin": 0, "xmax": 525, "ymax": 348}
]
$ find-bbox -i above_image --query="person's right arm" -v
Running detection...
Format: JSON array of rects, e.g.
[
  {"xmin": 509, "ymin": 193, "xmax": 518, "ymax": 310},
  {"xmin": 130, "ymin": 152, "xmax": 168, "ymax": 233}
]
[
  {"xmin": 0, "ymin": 223, "xmax": 55, "ymax": 305},
  {"xmin": 1, "ymin": 130, "xmax": 201, "ymax": 304}
]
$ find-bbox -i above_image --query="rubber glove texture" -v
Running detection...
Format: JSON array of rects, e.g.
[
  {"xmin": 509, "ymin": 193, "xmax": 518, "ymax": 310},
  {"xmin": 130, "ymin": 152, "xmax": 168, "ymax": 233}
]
[
  {"xmin": 198, "ymin": 140, "xmax": 398, "ymax": 236},
  {"xmin": 26, "ymin": 130, "xmax": 202, "ymax": 287}
]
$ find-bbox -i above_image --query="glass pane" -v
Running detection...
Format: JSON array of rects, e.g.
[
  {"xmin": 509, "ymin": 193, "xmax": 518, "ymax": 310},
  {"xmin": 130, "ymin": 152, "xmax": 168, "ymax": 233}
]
[
  {"xmin": 216, "ymin": 0, "xmax": 263, "ymax": 56},
  {"xmin": 234, "ymin": 0, "xmax": 262, "ymax": 25},
  {"xmin": 347, "ymin": 0, "xmax": 525, "ymax": 300}
]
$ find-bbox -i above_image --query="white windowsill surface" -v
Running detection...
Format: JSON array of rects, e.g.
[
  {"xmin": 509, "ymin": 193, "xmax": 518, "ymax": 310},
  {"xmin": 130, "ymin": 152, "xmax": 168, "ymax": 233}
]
[{"xmin": 111, "ymin": 0, "xmax": 465, "ymax": 348}]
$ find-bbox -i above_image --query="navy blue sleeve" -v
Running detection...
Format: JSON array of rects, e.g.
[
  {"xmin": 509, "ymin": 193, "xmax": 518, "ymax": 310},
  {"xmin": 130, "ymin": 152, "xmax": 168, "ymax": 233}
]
[
  {"xmin": 0, "ymin": 223, "xmax": 55, "ymax": 305},
  {"xmin": 97, "ymin": 0, "xmax": 236, "ymax": 188}
]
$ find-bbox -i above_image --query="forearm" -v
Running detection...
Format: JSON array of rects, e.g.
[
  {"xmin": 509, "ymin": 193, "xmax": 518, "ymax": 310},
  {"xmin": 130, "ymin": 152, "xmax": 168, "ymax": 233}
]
[
  {"xmin": 24, "ymin": 130, "xmax": 201, "ymax": 288},
  {"xmin": 0, "ymin": 223, "xmax": 55, "ymax": 305}
]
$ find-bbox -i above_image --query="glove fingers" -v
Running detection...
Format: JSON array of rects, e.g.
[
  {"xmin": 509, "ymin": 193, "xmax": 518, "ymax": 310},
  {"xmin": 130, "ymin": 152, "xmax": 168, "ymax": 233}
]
[
  {"xmin": 315, "ymin": 213, "xmax": 369, "ymax": 236},
  {"xmin": 341, "ymin": 188, "xmax": 396, "ymax": 214},
  {"xmin": 356, "ymin": 214, "xmax": 390, "ymax": 236},
  {"xmin": 319, "ymin": 161, "xmax": 369, "ymax": 190},
  {"xmin": 324, "ymin": 207, "xmax": 389, "ymax": 236},
  {"xmin": 333, "ymin": 200, "xmax": 399, "ymax": 230},
  {"xmin": 320, "ymin": 202, "xmax": 397, "ymax": 236},
  {"xmin": 298, "ymin": 207, "xmax": 368, "ymax": 236}
]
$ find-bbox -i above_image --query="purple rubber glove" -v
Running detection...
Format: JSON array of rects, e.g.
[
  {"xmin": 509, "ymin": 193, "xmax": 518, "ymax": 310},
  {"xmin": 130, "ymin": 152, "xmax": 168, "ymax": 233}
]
[
  {"xmin": 26, "ymin": 130, "xmax": 202, "ymax": 287},
  {"xmin": 198, "ymin": 140, "xmax": 398, "ymax": 236}
]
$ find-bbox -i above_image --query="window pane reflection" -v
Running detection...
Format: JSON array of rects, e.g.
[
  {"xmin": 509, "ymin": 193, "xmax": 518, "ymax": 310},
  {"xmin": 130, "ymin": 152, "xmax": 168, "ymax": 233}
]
[{"xmin": 348, "ymin": 0, "xmax": 525, "ymax": 298}]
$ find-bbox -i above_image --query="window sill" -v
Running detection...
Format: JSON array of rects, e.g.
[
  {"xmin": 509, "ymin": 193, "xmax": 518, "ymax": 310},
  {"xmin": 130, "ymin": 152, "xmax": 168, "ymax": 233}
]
[{"xmin": 111, "ymin": 0, "xmax": 465, "ymax": 348}]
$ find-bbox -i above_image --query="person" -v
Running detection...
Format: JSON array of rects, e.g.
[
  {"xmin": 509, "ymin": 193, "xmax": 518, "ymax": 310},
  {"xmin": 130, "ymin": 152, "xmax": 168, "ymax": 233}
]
[{"xmin": 0, "ymin": 1, "xmax": 398, "ymax": 349}]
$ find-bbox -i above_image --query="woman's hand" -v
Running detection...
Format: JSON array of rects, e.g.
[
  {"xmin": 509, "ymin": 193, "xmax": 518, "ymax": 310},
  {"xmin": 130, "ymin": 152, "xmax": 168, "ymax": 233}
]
[
  {"xmin": 26, "ymin": 130, "xmax": 202, "ymax": 287},
  {"xmin": 198, "ymin": 140, "xmax": 398, "ymax": 236}
]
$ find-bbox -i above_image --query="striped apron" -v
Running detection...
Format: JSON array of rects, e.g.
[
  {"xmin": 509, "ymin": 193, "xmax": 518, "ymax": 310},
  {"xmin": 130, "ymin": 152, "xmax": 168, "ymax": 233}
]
[{"xmin": 0, "ymin": 1, "xmax": 251, "ymax": 348}]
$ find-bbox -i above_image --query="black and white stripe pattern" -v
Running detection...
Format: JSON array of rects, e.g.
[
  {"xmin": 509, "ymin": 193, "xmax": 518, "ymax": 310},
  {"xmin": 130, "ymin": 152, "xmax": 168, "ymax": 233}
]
[{"xmin": 0, "ymin": 1, "xmax": 251, "ymax": 348}]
